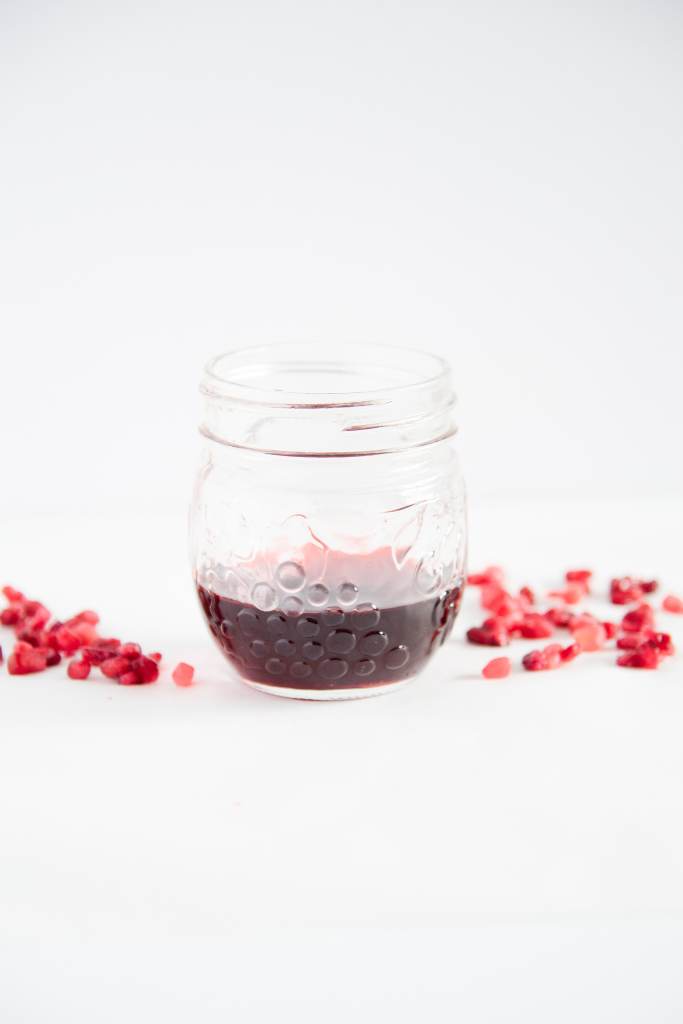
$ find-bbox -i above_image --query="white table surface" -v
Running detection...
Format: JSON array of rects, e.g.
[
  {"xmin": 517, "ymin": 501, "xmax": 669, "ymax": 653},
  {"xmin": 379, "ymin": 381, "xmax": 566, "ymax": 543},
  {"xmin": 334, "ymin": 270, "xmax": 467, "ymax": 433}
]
[{"xmin": 1, "ymin": 497, "xmax": 683, "ymax": 1022}]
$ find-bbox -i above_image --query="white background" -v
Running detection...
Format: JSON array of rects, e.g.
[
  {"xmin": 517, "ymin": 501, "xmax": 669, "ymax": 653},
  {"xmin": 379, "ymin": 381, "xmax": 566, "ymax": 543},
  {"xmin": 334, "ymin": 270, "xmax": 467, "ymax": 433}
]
[{"xmin": 1, "ymin": 2, "xmax": 683, "ymax": 1021}]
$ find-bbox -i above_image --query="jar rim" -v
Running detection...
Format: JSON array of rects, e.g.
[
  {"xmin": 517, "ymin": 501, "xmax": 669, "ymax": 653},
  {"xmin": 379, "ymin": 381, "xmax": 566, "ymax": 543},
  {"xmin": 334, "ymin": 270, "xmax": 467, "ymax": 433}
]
[{"xmin": 202, "ymin": 342, "xmax": 450, "ymax": 410}]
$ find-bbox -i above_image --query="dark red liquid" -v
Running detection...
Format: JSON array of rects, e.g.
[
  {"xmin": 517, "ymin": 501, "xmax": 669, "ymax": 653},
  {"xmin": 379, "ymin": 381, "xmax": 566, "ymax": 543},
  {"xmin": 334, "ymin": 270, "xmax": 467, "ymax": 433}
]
[{"xmin": 197, "ymin": 582, "xmax": 463, "ymax": 691}]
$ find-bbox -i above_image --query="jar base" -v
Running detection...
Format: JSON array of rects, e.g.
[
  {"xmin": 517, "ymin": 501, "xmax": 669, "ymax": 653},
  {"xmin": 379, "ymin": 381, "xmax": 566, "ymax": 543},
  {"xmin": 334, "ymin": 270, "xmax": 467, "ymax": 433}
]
[{"xmin": 240, "ymin": 676, "xmax": 413, "ymax": 701}]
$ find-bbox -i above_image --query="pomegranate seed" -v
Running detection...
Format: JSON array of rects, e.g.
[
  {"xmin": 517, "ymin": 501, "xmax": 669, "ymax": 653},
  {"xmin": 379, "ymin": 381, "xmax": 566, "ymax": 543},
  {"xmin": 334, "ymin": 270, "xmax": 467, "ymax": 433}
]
[
  {"xmin": 640, "ymin": 580, "xmax": 658, "ymax": 594},
  {"xmin": 610, "ymin": 577, "xmax": 644, "ymax": 605},
  {"xmin": 44, "ymin": 649, "xmax": 61, "ymax": 667},
  {"xmin": 466, "ymin": 623, "xmax": 509, "ymax": 646},
  {"xmin": 100, "ymin": 656, "xmax": 130, "ymax": 679},
  {"xmin": 617, "ymin": 646, "xmax": 661, "ymax": 669},
  {"xmin": 130, "ymin": 656, "xmax": 159, "ymax": 684},
  {"xmin": 67, "ymin": 659, "xmax": 91, "ymax": 680},
  {"xmin": 0, "ymin": 644, "xmax": 3, "ymax": 663},
  {"xmin": 543, "ymin": 644, "xmax": 563, "ymax": 668},
  {"xmin": 172, "ymin": 662, "xmax": 195, "ymax": 687},
  {"xmin": 0, "ymin": 606, "xmax": 22, "ymax": 626},
  {"xmin": 2, "ymin": 586, "xmax": 24, "ymax": 602},
  {"xmin": 572, "ymin": 623, "xmax": 606, "ymax": 652},
  {"xmin": 617, "ymin": 633, "xmax": 644, "ymax": 650},
  {"xmin": 519, "ymin": 613, "xmax": 554, "ymax": 639},
  {"xmin": 7, "ymin": 642, "xmax": 48, "ymax": 675},
  {"xmin": 468, "ymin": 566, "xmax": 505, "ymax": 587},
  {"xmin": 149, "ymin": 652, "xmax": 162, "ymax": 663},
  {"xmin": 522, "ymin": 650, "xmax": 548, "ymax": 672},
  {"xmin": 66, "ymin": 610, "xmax": 100, "ymax": 626},
  {"xmin": 560, "ymin": 643, "xmax": 581, "ymax": 662},
  {"xmin": 481, "ymin": 657, "xmax": 511, "ymax": 680},
  {"xmin": 81, "ymin": 646, "xmax": 113, "ymax": 665},
  {"xmin": 544, "ymin": 607, "xmax": 574, "ymax": 629},
  {"xmin": 644, "ymin": 632, "xmax": 675, "ymax": 657},
  {"xmin": 602, "ymin": 621, "xmax": 618, "ymax": 639},
  {"xmin": 53, "ymin": 627, "xmax": 82, "ymax": 654},
  {"xmin": 119, "ymin": 670, "xmax": 140, "ymax": 686},
  {"xmin": 519, "ymin": 586, "xmax": 535, "ymax": 606},
  {"xmin": 70, "ymin": 622, "xmax": 99, "ymax": 645},
  {"xmin": 621, "ymin": 604, "xmax": 655, "ymax": 633},
  {"xmin": 566, "ymin": 569, "xmax": 592, "ymax": 584},
  {"xmin": 663, "ymin": 595, "xmax": 683, "ymax": 614},
  {"xmin": 94, "ymin": 637, "xmax": 121, "ymax": 649},
  {"xmin": 548, "ymin": 585, "xmax": 583, "ymax": 605},
  {"xmin": 119, "ymin": 642, "xmax": 142, "ymax": 659}
]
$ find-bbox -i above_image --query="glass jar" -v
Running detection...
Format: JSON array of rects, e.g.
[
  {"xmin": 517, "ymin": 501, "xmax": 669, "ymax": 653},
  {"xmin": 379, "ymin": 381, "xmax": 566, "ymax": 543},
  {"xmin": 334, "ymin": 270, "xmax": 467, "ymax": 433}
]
[{"xmin": 190, "ymin": 343, "xmax": 466, "ymax": 699}]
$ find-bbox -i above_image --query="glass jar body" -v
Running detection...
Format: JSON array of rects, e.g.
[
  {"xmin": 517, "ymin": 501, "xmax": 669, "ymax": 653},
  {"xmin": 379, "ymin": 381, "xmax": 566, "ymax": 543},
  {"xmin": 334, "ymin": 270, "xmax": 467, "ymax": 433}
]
[{"xmin": 191, "ymin": 439, "xmax": 467, "ymax": 699}]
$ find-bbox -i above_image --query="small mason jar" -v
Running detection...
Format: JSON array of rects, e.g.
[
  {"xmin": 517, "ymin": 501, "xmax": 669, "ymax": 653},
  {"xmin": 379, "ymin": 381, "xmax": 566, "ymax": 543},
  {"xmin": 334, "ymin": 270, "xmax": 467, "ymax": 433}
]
[{"xmin": 191, "ymin": 343, "xmax": 466, "ymax": 699}]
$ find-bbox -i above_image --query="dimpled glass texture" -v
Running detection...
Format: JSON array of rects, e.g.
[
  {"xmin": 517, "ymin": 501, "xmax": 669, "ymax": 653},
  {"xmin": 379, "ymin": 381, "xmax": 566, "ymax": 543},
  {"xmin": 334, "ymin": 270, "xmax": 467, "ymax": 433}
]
[{"xmin": 191, "ymin": 343, "xmax": 467, "ymax": 699}]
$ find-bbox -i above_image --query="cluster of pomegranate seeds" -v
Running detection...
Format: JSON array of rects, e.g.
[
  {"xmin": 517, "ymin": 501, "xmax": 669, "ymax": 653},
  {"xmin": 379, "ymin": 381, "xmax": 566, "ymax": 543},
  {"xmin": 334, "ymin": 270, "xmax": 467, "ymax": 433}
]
[
  {"xmin": 0, "ymin": 585, "xmax": 163, "ymax": 685},
  {"xmin": 469, "ymin": 567, "xmax": 679, "ymax": 677}
]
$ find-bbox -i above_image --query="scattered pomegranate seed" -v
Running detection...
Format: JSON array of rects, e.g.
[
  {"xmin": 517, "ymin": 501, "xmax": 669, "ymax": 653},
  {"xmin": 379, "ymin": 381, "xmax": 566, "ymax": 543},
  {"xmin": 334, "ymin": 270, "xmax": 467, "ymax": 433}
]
[
  {"xmin": 172, "ymin": 662, "xmax": 195, "ymax": 687},
  {"xmin": 149, "ymin": 652, "xmax": 162, "ymax": 663},
  {"xmin": 468, "ymin": 566, "xmax": 505, "ymax": 587},
  {"xmin": 602, "ymin": 621, "xmax": 618, "ymax": 639},
  {"xmin": 467, "ymin": 623, "xmax": 509, "ymax": 647},
  {"xmin": 100, "ymin": 656, "xmax": 131, "ymax": 679},
  {"xmin": 519, "ymin": 586, "xmax": 535, "ymax": 606},
  {"xmin": 517, "ymin": 613, "xmax": 554, "ymax": 639},
  {"xmin": 549, "ymin": 585, "xmax": 584, "ymax": 605},
  {"xmin": 67, "ymin": 660, "xmax": 91, "ymax": 680},
  {"xmin": 119, "ymin": 642, "xmax": 142, "ymax": 659},
  {"xmin": 544, "ymin": 607, "xmax": 574, "ymax": 629},
  {"xmin": 7, "ymin": 642, "xmax": 49, "ymax": 675},
  {"xmin": 617, "ymin": 647, "xmax": 661, "ymax": 669},
  {"xmin": 610, "ymin": 577, "xmax": 649, "ymax": 605},
  {"xmin": 621, "ymin": 604, "xmax": 655, "ymax": 633},
  {"xmin": 663, "ymin": 595, "xmax": 683, "ymax": 614},
  {"xmin": 566, "ymin": 569, "xmax": 592, "ymax": 585},
  {"xmin": 560, "ymin": 643, "xmax": 581, "ymax": 662},
  {"xmin": 644, "ymin": 632, "xmax": 675, "ymax": 657},
  {"xmin": 572, "ymin": 623, "xmax": 606, "ymax": 652},
  {"xmin": 119, "ymin": 671, "xmax": 141, "ymax": 686},
  {"xmin": 522, "ymin": 650, "xmax": 548, "ymax": 672}
]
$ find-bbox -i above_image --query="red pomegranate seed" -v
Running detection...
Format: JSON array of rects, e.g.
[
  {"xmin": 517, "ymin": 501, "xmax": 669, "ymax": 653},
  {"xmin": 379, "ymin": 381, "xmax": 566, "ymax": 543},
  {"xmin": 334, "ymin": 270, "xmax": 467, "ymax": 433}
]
[
  {"xmin": 53, "ymin": 627, "xmax": 81, "ymax": 654},
  {"xmin": 466, "ymin": 623, "xmax": 509, "ymax": 647},
  {"xmin": 67, "ymin": 659, "xmax": 91, "ymax": 680},
  {"xmin": 0, "ymin": 606, "xmax": 22, "ymax": 626},
  {"xmin": 119, "ymin": 670, "xmax": 140, "ymax": 686},
  {"xmin": 522, "ymin": 650, "xmax": 548, "ymax": 672},
  {"xmin": 130, "ymin": 656, "xmax": 159, "ymax": 684},
  {"xmin": 44, "ymin": 649, "xmax": 61, "ymax": 667},
  {"xmin": 519, "ymin": 613, "xmax": 554, "ymax": 639},
  {"xmin": 149, "ymin": 652, "xmax": 162, "ymax": 663},
  {"xmin": 621, "ymin": 604, "xmax": 655, "ymax": 633},
  {"xmin": 119, "ymin": 642, "xmax": 142, "ymax": 659},
  {"xmin": 172, "ymin": 662, "xmax": 195, "ymax": 687},
  {"xmin": 610, "ymin": 577, "xmax": 644, "ymax": 605},
  {"xmin": 663, "ymin": 595, "xmax": 683, "ymax": 614},
  {"xmin": 602, "ymin": 621, "xmax": 618, "ymax": 639},
  {"xmin": 544, "ymin": 607, "xmax": 574, "ymax": 629},
  {"xmin": 644, "ymin": 632, "xmax": 675, "ymax": 657},
  {"xmin": 66, "ymin": 610, "xmax": 100, "ymax": 626},
  {"xmin": 640, "ymin": 580, "xmax": 658, "ymax": 594},
  {"xmin": 542, "ymin": 644, "xmax": 563, "ymax": 668},
  {"xmin": 616, "ymin": 633, "xmax": 644, "ymax": 650},
  {"xmin": 549, "ymin": 584, "xmax": 584, "ymax": 605},
  {"xmin": 468, "ymin": 566, "xmax": 505, "ymax": 587},
  {"xmin": 566, "ymin": 569, "xmax": 592, "ymax": 584},
  {"xmin": 519, "ymin": 586, "xmax": 535, "ymax": 606},
  {"xmin": 617, "ymin": 646, "xmax": 661, "ymax": 669},
  {"xmin": 100, "ymin": 656, "xmax": 130, "ymax": 679},
  {"xmin": 560, "ymin": 643, "xmax": 581, "ymax": 662},
  {"xmin": 7, "ymin": 642, "xmax": 49, "ymax": 675},
  {"xmin": 2, "ymin": 586, "xmax": 24, "ymax": 602}
]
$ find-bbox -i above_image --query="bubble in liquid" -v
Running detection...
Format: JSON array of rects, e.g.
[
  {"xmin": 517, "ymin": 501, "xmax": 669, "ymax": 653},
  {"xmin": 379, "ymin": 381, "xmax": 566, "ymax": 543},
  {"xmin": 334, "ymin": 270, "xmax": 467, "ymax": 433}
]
[
  {"xmin": 302, "ymin": 641, "xmax": 324, "ymax": 661},
  {"xmin": 237, "ymin": 608, "xmax": 260, "ymax": 635},
  {"xmin": 290, "ymin": 661, "xmax": 312, "ymax": 678},
  {"xmin": 265, "ymin": 658, "xmax": 285, "ymax": 675},
  {"xmin": 360, "ymin": 631, "xmax": 389, "ymax": 657},
  {"xmin": 252, "ymin": 582, "xmax": 277, "ymax": 611},
  {"xmin": 249, "ymin": 639, "xmax": 268, "ymax": 658},
  {"xmin": 327, "ymin": 630, "xmax": 356, "ymax": 655},
  {"xmin": 282, "ymin": 596, "xmax": 304, "ymax": 615},
  {"xmin": 355, "ymin": 603, "xmax": 380, "ymax": 630},
  {"xmin": 354, "ymin": 659, "xmax": 376, "ymax": 676},
  {"xmin": 266, "ymin": 613, "xmax": 288, "ymax": 636},
  {"xmin": 274, "ymin": 638, "xmax": 296, "ymax": 657},
  {"xmin": 320, "ymin": 658, "xmax": 348, "ymax": 680},
  {"xmin": 297, "ymin": 617, "xmax": 320, "ymax": 638},
  {"xmin": 307, "ymin": 583, "xmax": 329, "ymax": 608},
  {"xmin": 276, "ymin": 561, "xmax": 306, "ymax": 592},
  {"xmin": 385, "ymin": 645, "xmax": 410, "ymax": 670},
  {"xmin": 337, "ymin": 582, "xmax": 359, "ymax": 607}
]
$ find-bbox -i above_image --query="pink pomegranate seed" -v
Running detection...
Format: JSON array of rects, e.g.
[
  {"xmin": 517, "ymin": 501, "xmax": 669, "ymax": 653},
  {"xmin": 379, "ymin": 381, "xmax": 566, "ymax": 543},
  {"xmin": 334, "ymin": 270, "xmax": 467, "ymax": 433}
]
[
  {"xmin": 100, "ymin": 656, "xmax": 130, "ymax": 679},
  {"xmin": 572, "ymin": 623, "xmax": 606, "ymax": 652},
  {"xmin": 119, "ymin": 670, "xmax": 140, "ymax": 686},
  {"xmin": 70, "ymin": 622, "xmax": 99, "ymax": 645},
  {"xmin": 2, "ymin": 586, "xmax": 24, "ymax": 602},
  {"xmin": 522, "ymin": 650, "xmax": 548, "ymax": 672},
  {"xmin": 67, "ymin": 659, "xmax": 91, "ymax": 680},
  {"xmin": 481, "ymin": 657, "xmax": 511, "ymax": 680},
  {"xmin": 119, "ymin": 642, "xmax": 142, "ymax": 659},
  {"xmin": 560, "ymin": 643, "xmax": 581, "ymax": 662},
  {"xmin": 663, "ymin": 595, "xmax": 683, "ymax": 614},
  {"xmin": 519, "ymin": 586, "xmax": 535, "ymax": 606},
  {"xmin": 566, "ymin": 569, "xmax": 592, "ymax": 585},
  {"xmin": 149, "ymin": 652, "xmax": 162, "ymax": 663},
  {"xmin": 548, "ymin": 584, "xmax": 584, "ymax": 605},
  {"xmin": 172, "ymin": 662, "xmax": 195, "ymax": 687},
  {"xmin": 621, "ymin": 604, "xmax": 655, "ymax": 633},
  {"xmin": 543, "ymin": 644, "xmax": 563, "ymax": 669},
  {"xmin": 617, "ymin": 646, "xmax": 661, "ymax": 670},
  {"xmin": 617, "ymin": 633, "xmax": 644, "ymax": 650},
  {"xmin": 519, "ymin": 613, "xmax": 554, "ymax": 640},
  {"xmin": 466, "ymin": 623, "xmax": 509, "ymax": 647}
]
